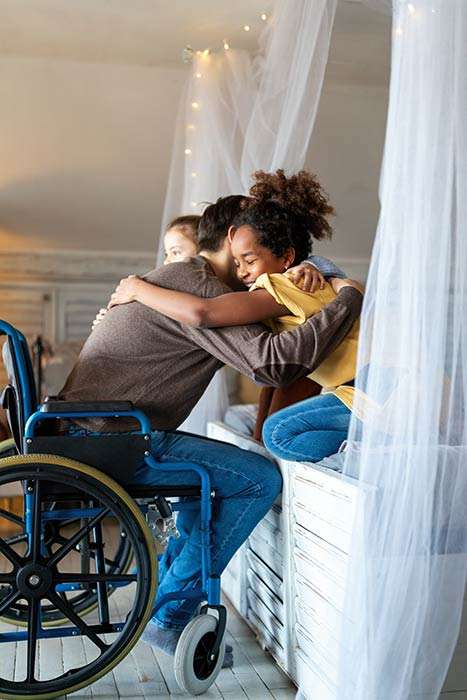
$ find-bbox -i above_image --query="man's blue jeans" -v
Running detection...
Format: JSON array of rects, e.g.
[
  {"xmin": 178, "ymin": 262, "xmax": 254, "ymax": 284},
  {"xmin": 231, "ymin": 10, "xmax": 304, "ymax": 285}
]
[
  {"xmin": 262, "ymin": 393, "xmax": 352, "ymax": 462},
  {"xmin": 134, "ymin": 430, "xmax": 282, "ymax": 630}
]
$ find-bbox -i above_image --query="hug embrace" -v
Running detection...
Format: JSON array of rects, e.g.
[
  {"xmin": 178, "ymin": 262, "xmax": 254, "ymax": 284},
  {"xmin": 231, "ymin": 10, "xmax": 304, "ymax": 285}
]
[{"xmin": 60, "ymin": 168, "xmax": 363, "ymax": 667}]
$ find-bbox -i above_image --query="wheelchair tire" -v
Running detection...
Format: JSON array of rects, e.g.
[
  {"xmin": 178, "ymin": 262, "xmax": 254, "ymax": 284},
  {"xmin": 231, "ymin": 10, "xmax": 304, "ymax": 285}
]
[
  {"xmin": 174, "ymin": 613, "xmax": 226, "ymax": 695},
  {"xmin": 0, "ymin": 453, "xmax": 157, "ymax": 699}
]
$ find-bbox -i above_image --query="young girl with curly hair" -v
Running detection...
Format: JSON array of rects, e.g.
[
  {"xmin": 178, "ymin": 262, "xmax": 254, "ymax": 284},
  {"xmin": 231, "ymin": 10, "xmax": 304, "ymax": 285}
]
[{"xmin": 108, "ymin": 170, "xmax": 363, "ymax": 461}]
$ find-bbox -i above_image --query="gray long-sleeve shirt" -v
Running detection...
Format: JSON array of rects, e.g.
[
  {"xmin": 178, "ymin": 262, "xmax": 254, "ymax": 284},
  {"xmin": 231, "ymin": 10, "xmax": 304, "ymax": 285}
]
[{"xmin": 60, "ymin": 257, "xmax": 362, "ymax": 432}]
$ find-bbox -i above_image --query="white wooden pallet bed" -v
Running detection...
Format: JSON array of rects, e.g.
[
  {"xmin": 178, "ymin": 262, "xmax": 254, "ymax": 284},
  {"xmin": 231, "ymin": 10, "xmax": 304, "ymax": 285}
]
[{"xmin": 208, "ymin": 421, "xmax": 467, "ymax": 700}]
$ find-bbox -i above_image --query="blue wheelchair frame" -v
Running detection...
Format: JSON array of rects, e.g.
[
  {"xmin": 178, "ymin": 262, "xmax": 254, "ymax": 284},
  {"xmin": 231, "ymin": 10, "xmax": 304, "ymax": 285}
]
[{"xmin": 0, "ymin": 318, "xmax": 221, "ymax": 645}]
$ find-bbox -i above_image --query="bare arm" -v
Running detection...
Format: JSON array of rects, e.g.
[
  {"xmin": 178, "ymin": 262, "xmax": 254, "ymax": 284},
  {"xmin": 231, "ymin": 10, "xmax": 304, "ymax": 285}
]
[
  {"xmin": 108, "ymin": 275, "xmax": 288, "ymax": 327},
  {"xmin": 185, "ymin": 287, "xmax": 364, "ymax": 387}
]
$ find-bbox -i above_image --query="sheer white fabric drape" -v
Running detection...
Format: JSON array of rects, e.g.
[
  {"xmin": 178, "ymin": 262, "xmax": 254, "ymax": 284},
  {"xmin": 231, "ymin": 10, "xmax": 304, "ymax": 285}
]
[
  {"xmin": 334, "ymin": 2, "xmax": 467, "ymax": 699},
  {"xmin": 158, "ymin": 0, "xmax": 337, "ymax": 436}
]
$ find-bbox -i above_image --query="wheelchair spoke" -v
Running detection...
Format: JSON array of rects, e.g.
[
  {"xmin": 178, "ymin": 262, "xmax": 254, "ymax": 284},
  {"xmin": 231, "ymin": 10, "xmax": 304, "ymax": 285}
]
[
  {"xmin": 0, "ymin": 536, "xmax": 23, "ymax": 569},
  {"xmin": 55, "ymin": 533, "xmax": 69, "ymax": 545},
  {"xmin": 0, "ymin": 573, "xmax": 16, "ymax": 584},
  {"xmin": 4, "ymin": 533, "xmax": 28, "ymax": 546},
  {"xmin": 27, "ymin": 598, "xmax": 40, "ymax": 682},
  {"xmin": 47, "ymin": 591, "xmax": 109, "ymax": 652},
  {"xmin": 0, "ymin": 507, "xmax": 23, "ymax": 527},
  {"xmin": 55, "ymin": 573, "xmax": 137, "ymax": 584},
  {"xmin": 30, "ymin": 480, "xmax": 42, "ymax": 563},
  {"xmin": 0, "ymin": 588, "xmax": 20, "ymax": 616},
  {"xmin": 47, "ymin": 508, "xmax": 110, "ymax": 569}
]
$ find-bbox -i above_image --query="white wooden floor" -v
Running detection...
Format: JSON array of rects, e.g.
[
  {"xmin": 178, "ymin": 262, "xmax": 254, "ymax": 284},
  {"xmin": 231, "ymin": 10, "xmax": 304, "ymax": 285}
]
[
  {"xmin": 0, "ymin": 513, "xmax": 296, "ymax": 699},
  {"xmin": 80, "ymin": 593, "xmax": 296, "ymax": 700},
  {"xmin": 0, "ymin": 588, "xmax": 296, "ymax": 700}
]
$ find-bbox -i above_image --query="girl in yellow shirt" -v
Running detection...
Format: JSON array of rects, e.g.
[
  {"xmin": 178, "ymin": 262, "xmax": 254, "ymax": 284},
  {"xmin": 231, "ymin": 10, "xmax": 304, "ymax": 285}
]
[{"xmin": 109, "ymin": 170, "xmax": 363, "ymax": 462}]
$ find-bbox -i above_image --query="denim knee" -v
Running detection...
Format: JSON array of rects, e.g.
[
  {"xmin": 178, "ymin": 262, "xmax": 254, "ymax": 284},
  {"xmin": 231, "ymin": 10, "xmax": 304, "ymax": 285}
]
[
  {"xmin": 259, "ymin": 460, "xmax": 282, "ymax": 503},
  {"xmin": 240, "ymin": 450, "xmax": 282, "ymax": 502},
  {"xmin": 262, "ymin": 413, "xmax": 281, "ymax": 454}
]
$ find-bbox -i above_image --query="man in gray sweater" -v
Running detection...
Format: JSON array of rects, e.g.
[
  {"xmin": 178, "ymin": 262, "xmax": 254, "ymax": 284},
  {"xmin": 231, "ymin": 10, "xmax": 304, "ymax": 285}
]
[{"xmin": 60, "ymin": 195, "xmax": 362, "ymax": 661}]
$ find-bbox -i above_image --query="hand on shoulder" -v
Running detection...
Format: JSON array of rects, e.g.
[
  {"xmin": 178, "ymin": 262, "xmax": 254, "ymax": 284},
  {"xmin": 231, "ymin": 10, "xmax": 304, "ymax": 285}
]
[{"xmin": 284, "ymin": 261, "xmax": 325, "ymax": 293}]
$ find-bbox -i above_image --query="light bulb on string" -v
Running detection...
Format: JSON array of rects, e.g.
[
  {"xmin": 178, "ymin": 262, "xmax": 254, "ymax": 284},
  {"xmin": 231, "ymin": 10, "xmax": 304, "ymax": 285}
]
[
  {"xmin": 203, "ymin": 48, "xmax": 210, "ymax": 57},
  {"xmin": 395, "ymin": 26, "xmax": 403, "ymax": 36},
  {"xmin": 191, "ymin": 172, "xmax": 197, "ymax": 178},
  {"xmin": 184, "ymin": 148, "xmax": 192, "ymax": 156},
  {"xmin": 191, "ymin": 101, "xmax": 200, "ymax": 110},
  {"xmin": 195, "ymin": 72, "xmax": 202, "ymax": 79},
  {"xmin": 187, "ymin": 123, "xmax": 195, "ymax": 131},
  {"xmin": 260, "ymin": 13, "xmax": 268, "ymax": 21},
  {"xmin": 407, "ymin": 3, "xmax": 415, "ymax": 14},
  {"xmin": 223, "ymin": 39, "xmax": 230, "ymax": 50},
  {"xmin": 243, "ymin": 25, "xmax": 250, "ymax": 32}
]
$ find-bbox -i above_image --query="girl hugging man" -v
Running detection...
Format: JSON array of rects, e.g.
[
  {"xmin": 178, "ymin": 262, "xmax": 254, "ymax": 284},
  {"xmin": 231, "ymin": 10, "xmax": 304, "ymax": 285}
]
[{"xmin": 108, "ymin": 169, "xmax": 364, "ymax": 465}]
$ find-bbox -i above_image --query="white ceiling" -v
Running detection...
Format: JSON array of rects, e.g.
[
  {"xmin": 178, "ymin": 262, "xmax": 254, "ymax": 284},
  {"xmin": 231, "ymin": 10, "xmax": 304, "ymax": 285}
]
[{"xmin": 0, "ymin": 0, "xmax": 390, "ymax": 75}]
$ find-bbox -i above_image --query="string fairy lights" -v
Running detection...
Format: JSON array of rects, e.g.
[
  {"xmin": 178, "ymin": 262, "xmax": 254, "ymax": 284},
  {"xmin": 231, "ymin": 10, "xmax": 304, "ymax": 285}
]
[
  {"xmin": 183, "ymin": 10, "xmax": 270, "ymax": 210},
  {"xmin": 182, "ymin": 10, "xmax": 269, "ymax": 63}
]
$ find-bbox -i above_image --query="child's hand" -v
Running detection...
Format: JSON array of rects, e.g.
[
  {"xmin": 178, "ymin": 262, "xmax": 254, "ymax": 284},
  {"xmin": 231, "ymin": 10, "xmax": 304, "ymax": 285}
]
[
  {"xmin": 91, "ymin": 308, "xmax": 107, "ymax": 330},
  {"xmin": 285, "ymin": 262, "xmax": 325, "ymax": 292},
  {"xmin": 108, "ymin": 275, "xmax": 140, "ymax": 308}
]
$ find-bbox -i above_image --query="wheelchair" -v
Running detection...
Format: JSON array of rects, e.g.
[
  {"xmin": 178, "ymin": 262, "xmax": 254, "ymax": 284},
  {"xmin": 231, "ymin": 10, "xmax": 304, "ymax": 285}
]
[{"xmin": 0, "ymin": 319, "xmax": 227, "ymax": 698}]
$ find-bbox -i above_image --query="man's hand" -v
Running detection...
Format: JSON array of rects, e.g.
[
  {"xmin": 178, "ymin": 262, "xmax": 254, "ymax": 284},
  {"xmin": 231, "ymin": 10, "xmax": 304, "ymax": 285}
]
[
  {"xmin": 285, "ymin": 262, "xmax": 325, "ymax": 293},
  {"xmin": 330, "ymin": 277, "xmax": 365, "ymax": 296}
]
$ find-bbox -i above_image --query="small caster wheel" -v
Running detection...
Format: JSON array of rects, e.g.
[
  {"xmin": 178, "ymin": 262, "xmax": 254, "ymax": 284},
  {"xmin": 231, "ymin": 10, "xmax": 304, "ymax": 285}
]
[{"xmin": 174, "ymin": 613, "xmax": 226, "ymax": 695}]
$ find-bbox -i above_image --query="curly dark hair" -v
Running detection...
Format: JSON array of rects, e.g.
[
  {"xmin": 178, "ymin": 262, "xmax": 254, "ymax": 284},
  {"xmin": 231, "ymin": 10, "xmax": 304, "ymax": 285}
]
[{"xmin": 232, "ymin": 169, "xmax": 334, "ymax": 264}]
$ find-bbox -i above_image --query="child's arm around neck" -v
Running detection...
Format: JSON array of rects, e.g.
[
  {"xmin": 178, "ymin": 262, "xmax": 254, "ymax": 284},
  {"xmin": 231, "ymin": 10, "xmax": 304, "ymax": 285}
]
[{"xmin": 108, "ymin": 274, "xmax": 288, "ymax": 328}]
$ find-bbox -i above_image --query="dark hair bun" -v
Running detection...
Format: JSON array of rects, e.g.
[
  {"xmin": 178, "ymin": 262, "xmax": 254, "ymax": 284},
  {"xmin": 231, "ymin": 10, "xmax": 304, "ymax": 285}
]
[
  {"xmin": 249, "ymin": 169, "xmax": 334, "ymax": 242},
  {"xmin": 231, "ymin": 169, "xmax": 334, "ymax": 265}
]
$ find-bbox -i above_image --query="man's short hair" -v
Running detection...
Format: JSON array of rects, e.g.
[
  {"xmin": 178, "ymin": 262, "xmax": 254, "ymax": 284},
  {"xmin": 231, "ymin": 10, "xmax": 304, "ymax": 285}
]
[{"xmin": 198, "ymin": 195, "xmax": 247, "ymax": 252}]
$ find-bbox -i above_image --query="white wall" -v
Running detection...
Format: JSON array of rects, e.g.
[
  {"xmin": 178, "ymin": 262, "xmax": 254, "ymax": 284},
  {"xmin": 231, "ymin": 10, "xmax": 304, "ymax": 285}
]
[
  {"xmin": 0, "ymin": 57, "xmax": 186, "ymax": 254},
  {"xmin": 0, "ymin": 1, "xmax": 390, "ymax": 268}
]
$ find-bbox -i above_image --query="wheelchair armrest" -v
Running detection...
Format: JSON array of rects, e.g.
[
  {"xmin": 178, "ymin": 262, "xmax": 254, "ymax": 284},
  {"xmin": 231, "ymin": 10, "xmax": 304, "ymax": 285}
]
[{"xmin": 41, "ymin": 399, "xmax": 135, "ymax": 413}]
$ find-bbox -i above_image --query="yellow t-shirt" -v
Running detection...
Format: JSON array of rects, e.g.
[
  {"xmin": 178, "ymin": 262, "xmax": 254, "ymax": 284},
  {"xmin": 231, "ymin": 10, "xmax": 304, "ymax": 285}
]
[{"xmin": 249, "ymin": 273, "xmax": 360, "ymax": 411}]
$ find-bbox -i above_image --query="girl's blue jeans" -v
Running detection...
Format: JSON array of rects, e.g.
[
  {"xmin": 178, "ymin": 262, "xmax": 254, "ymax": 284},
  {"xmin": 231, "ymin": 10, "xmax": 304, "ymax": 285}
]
[{"xmin": 262, "ymin": 392, "xmax": 352, "ymax": 463}]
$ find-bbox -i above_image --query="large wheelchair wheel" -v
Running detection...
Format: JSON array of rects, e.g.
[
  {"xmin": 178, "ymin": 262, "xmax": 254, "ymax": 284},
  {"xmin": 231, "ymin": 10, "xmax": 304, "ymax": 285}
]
[
  {"xmin": 0, "ymin": 442, "xmax": 133, "ymax": 627},
  {"xmin": 0, "ymin": 454, "xmax": 157, "ymax": 699}
]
